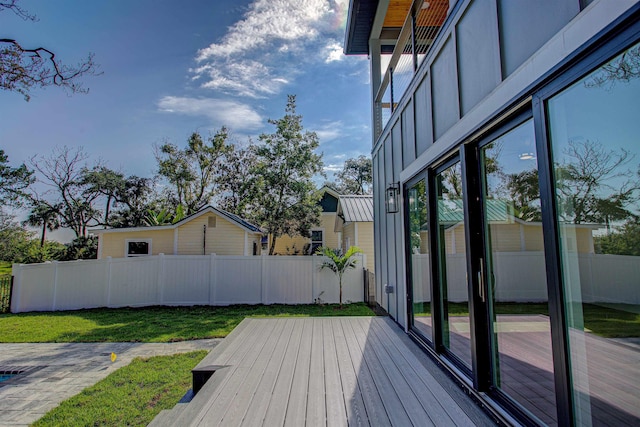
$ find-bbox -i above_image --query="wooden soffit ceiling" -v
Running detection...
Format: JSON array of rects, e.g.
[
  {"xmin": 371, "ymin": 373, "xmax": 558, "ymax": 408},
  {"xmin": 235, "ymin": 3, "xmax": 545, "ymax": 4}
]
[{"xmin": 383, "ymin": 0, "xmax": 449, "ymax": 29}]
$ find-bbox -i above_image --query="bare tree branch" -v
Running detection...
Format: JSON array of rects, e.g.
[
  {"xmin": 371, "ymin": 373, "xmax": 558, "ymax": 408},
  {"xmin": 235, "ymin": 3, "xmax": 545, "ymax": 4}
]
[
  {"xmin": 1, "ymin": 1, "xmax": 101, "ymax": 101},
  {"xmin": 0, "ymin": 0, "xmax": 37, "ymax": 21}
]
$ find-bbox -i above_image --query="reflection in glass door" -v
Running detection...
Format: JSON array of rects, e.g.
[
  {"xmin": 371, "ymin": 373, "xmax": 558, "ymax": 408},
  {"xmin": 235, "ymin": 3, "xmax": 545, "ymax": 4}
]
[
  {"xmin": 546, "ymin": 42, "xmax": 640, "ymax": 426},
  {"xmin": 479, "ymin": 119, "xmax": 557, "ymax": 424},
  {"xmin": 435, "ymin": 161, "xmax": 472, "ymax": 368},
  {"xmin": 408, "ymin": 179, "xmax": 433, "ymax": 341}
]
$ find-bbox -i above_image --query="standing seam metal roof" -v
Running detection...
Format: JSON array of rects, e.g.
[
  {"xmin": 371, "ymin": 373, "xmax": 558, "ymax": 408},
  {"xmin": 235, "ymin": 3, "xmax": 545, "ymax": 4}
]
[{"xmin": 339, "ymin": 195, "xmax": 374, "ymax": 222}]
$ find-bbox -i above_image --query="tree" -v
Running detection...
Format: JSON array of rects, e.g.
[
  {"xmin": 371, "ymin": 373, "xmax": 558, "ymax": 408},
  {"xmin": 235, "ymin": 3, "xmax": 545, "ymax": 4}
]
[
  {"xmin": 0, "ymin": 210, "xmax": 31, "ymax": 261},
  {"xmin": 22, "ymin": 201, "xmax": 60, "ymax": 247},
  {"xmin": 81, "ymin": 166, "xmax": 126, "ymax": 228},
  {"xmin": 506, "ymin": 169, "xmax": 542, "ymax": 221},
  {"xmin": 333, "ymin": 155, "xmax": 372, "ymax": 194},
  {"xmin": 585, "ymin": 44, "xmax": 640, "ymax": 90},
  {"xmin": 317, "ymin": 246, "xmax": 362, "ymax": 309},
  {"xmin": 216, "ymin": 145, "xmax": 259, "ymax": 217},
  {"xmin": 595, "ymin": 219, "xmax": 640, "ymax": 256},
  {"xmin": 554, "ymin": 139, "xmax": 639, "ymax": 224},
  {"xmin": 107, "ymin": 175, "xmax": 154, "ymax": 228},
  {"xmin": 251, "ymin": 95, "xmax": 325, "ymax": 255},
  {"xmin": 155, "ymin": 129, "xmax": 231, "ymax": 215},
  {"xmin": 0, "ymin": 148, "xmax": 33, "ymax": 206},
  {"xmin": 1, "ymin": 0, "xmax": 99, "ymax": 101},
  {"xmin": 29, "ymin": 146, "xmax": 101, "ymax": 238}
]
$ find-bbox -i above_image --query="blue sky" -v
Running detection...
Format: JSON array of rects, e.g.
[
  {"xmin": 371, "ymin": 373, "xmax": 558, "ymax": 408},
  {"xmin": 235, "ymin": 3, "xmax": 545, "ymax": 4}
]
[{"xmin": 0, "ymin": 0, "xmax": 372, "ymax": 183}]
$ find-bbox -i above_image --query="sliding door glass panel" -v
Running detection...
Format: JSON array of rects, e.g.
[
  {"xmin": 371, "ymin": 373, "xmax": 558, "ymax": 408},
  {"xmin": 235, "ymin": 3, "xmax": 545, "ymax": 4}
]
[
  {"xmin": 547, "ymin": 42, "xmax": 640, "ymax": 425},
  {"xmin": 435, "ymin": 161, "xmax": 472, "ymax": 368},
  {"xmin": 480, "ymin": 120, "xmax": 557, "ymax": 425},
  {"xmin": 408, "ymin": 179, "xmax": 433, "ymax": 341}
]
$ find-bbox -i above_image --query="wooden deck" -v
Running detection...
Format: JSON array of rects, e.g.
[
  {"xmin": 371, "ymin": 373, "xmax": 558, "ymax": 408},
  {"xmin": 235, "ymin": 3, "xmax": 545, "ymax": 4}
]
[{"xmin": 149, "ymin": 317, "xmax": 495, "ymax": 427}]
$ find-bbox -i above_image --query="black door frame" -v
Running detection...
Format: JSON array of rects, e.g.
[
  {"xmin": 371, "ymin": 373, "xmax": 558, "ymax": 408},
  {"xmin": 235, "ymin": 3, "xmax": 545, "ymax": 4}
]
[{"xmin": 403, "ymin": 6, "xmax": 640, "ymax": 425}]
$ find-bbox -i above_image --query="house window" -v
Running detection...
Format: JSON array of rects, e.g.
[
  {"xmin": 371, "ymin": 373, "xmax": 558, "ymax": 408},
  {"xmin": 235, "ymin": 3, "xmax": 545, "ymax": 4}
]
[
  {"xmin": 125, "ymin": 239, "xmax": 152, "ymax": 257},
  {"xmin": 208, "ymin": 216, "xmax": 216, "ymax": 228},
  {"xmin": 311, "ymin": 230, "xmax": 323, "ymax": 254}
]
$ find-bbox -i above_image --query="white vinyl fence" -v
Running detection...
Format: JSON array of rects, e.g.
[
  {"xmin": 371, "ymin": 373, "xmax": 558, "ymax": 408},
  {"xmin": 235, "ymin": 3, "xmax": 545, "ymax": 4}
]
[
  {"xmin": 10, "ymin": 253, "xmax": 366, "ymax": 313},
  {"xmin": 411, "ymin": 252, "xmax": 640, "ymax": 305}
]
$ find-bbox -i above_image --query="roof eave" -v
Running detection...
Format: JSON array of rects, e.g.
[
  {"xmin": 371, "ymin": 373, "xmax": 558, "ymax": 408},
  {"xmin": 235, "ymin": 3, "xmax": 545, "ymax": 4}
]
[{"xmin": 344, "ymin": 0, "xmax": 379, "ymax": 55}]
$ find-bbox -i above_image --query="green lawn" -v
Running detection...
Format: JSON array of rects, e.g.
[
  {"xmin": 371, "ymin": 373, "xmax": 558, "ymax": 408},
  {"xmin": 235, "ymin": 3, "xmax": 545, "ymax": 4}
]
[
  {"xmin": 0, "ymin": 303, "xmax": 374, "ymax": 343},
  {"xmin": 413, "ymin": 302, "xmax": 639, "ymax": 338},
  {"xmin": 32, "ymin": 351, "xmax": 207, "ymax": 427},
  {"xmin": 0, "ymin": 261, "xmax": 11, "ymax": 276}
]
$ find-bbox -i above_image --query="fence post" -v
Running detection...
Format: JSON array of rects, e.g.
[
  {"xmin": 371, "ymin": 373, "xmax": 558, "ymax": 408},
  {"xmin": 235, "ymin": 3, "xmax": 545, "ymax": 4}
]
[
  {"xmin": 51, "ymin": 261, "xmax": 59, "ymax": 311},
  {"xmin": 106, "ymin": 257, "xmax": 113, "ymax": 307},
  {"xmin": 209, "ymin": 253, "xmax": 217, "ymax": 306},
  {"xmin": 311, "ymin": 254, "xmax": 317, "ymax": 303},
  {"xmin": 261, "ymin": 253, "xmax": 268, "ymax": 304},
  {"xmin": 158, "ymin": 254, "xmax": 165, "ymax": 305},
  {"xmin": 10, "ymin": 264, "xmax": 20, "ymax": 313}
]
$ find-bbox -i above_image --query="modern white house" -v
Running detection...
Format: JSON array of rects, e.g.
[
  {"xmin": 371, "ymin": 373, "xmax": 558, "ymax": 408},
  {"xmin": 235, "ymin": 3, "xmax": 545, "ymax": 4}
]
[{"xmin": 345, "ymin": 0, "xmax": 640, "ymax": 425}]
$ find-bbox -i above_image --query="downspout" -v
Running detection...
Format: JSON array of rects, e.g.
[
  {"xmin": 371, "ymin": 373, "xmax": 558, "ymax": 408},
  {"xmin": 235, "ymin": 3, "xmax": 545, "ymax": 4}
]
[{"xmin": 203, "ymin": 224, "xmax": 206, "ymax": 255}]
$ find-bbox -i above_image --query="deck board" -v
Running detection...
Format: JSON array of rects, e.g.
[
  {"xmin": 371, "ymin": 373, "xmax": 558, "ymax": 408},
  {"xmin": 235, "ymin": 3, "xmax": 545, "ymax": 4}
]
[
  {"xmin": 198, "ymin": 319, "xmax": 284, "ymax": 426},
  {"xmin": 306, "ymin": 318, "xmax": 327, "ymax": 426},
  {"xmin": 238, "ymin": 319, "xmax": 295, "ymax": 426},
  {"xmin": 331, "ymin": 318, "xmax": 369, "ymax": 427},
  {"xmin": 323, "ymin": 318, "xmax": 348, "ymax": 427},
  {"xmin": 339, "ymin": 318, "xmax": 391, "ymax": 427},
  {"xmin": 347, "ymin": 318, "xmax": 413, "ymax": 426},
  {"xmin": 283, "ymin": 318, "xmax": 313, "ymax": 427},
  {"xmin": 162, "ymin": 317, "xmax": 494, "ymax": 427},
  {"xmin": 371, "ymin": 318, "xmax": 475, "ymax": 426},
  {"xmin": 261, "ymin": 318, "xmax": 304, "ymax": 426}
]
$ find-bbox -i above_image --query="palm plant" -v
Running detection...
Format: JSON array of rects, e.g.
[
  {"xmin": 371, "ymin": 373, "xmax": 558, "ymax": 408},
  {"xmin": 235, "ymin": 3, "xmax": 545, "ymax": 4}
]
[
  {"xmin": 317, "ymin": 246, "xmax": 362, "ymax": 309},
  {"xmin": 143, "ymin": 204, "xmax": 185, "ymax": 226},
  {"xmin": 23, "ymin": 202, "xmax": 61, "ymax": 247}
]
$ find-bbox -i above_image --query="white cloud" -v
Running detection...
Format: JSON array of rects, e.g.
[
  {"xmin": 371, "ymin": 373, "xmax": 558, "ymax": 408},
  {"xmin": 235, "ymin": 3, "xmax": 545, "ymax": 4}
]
[
  {"xmin": 314, "ymin": 120, "xmax": 343, "ymax": 142},
  {"xmin": 197, "ymin": 0, "xmax": 330, "ymax": 60},
  {"xmin": 324, "ymin": 41, "xmax": 344, "ymax": 63},
  {"xmin": 323, "ymin": 163, "xmax": 343, "ymax": 173},
  {"xmin": 157, "ymin": 96, "xmax": 263, "ymax": 130},
  {"xmin": 192, "ymin": 0, "xmax": 351, "ymax": 98}
]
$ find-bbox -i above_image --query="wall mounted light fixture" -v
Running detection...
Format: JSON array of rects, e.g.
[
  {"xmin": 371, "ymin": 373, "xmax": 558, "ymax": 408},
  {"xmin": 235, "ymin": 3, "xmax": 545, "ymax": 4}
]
[{"xmin": 386, "ymin": 182, "xmax": 400, "ymax": 213}]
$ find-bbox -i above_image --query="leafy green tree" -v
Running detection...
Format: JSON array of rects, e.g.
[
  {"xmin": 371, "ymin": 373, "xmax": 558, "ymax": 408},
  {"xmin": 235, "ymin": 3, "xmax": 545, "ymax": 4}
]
[
  {"xmin": 81, "ymin": 166, "xmax": 126, "ymax": 228},
  {"xmin": 0, "ymin": 149, "xmax": 33, "ymax": 206},
  {"xmin": 61, "ymin": 235, "xmax": 97, "ymax": 260},
  {"xmin": 155, "ymin": 129, "xmax": 232, "ymax": 215},
  {"xmin": 251, "ymin": 95, "xmax": 324, "ymax": 255},
  {"xmin": 506, "ymin": 169, "xmax": 542, "ymax": 221},
  {"xmin": 1, "ymin": 0, "xmax": 99, "ymax": 101},
  {"xmin": 334, "ymin": 155, "xmax": 372, "ymax": 194},
  {"xmin": 0, "ymin": 211, "xmax": 32, "ymax": 261},
  {"xmin": 216, "ymin": 145, "xmax": 259, "ymax": 217},
  {"xmin": 595, "ymin": 219, "xmax": 640, "ymax": 256},
  {"xmin": 22, "ymin": 201, "xmax": 60, "ymax": 246},
  {"xmin": 317, "ymin": 246, "xmax": 362, "ymax": 309},
  {"xmin": 105, "ymin": 175, "xmax": 154, "ymax": 228},
  {"xmin": 0, "ymin": 210, "xmax": 61, "ymax": 263}
]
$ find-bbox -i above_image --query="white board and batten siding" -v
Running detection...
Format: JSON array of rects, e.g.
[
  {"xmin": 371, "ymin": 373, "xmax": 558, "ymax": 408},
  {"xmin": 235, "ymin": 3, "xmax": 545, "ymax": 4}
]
[{"xmin": 10, "ymin": 253, "xmax": 367, "ymax": 313}]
